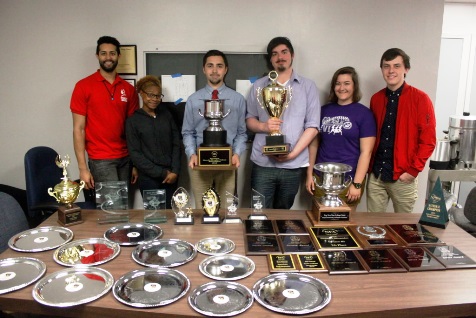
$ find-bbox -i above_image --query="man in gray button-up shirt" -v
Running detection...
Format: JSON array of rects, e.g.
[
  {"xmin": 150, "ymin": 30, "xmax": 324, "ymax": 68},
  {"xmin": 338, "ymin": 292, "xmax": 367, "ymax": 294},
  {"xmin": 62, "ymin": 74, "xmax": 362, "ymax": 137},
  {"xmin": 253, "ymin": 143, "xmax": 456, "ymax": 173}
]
[
  {"xmin": 246, "ymin": 37, "xmax": 320, "ymax": 209},
  {"xmin": 182, "ymin": 50, "xmax": 247, "ymax": 208}
]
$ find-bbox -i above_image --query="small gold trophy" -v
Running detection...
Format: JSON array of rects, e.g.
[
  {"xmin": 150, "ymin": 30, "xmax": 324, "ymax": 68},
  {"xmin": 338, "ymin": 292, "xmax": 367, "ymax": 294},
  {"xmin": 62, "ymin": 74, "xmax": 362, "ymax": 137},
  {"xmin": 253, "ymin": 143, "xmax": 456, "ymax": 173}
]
[
  {"xmin": 172, "ymin": 187, "xmax": 194, "ymax": 225},
  {"xmin": 202, "ymin": 187, "xmax": 221, "ymax": 224},
  {"xmin": 48, "ymin": 155, "xmax": 85, "ymax": 226},
  {"xmin": 257, "ymin": 70, "xmax": 292, "ymax": 155}
]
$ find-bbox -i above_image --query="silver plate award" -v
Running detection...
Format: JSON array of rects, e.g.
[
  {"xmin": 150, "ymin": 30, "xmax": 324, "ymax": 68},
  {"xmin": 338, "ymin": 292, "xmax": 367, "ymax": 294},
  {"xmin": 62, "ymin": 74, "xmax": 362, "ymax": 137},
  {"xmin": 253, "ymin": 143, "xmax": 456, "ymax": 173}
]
[
  {"xmin": 196, "ymin": 237, "xmax": 235, "ymax": 255},
  {"xmin": 199, "ymin": 254, "xmax": 255, "ymax": 281},
  {"xmin": 113, "ymin": 268, "xmax": 190, "ymax": 308},
  {"xmin": 253, "ymin": 273, "xmax": 331, "ymax": 315},
  {"xmin": 32, "ymin": 267, "xmax": 114, "ymax": 307},
  {"xmin": 8, "ymin": 226, "xmax": 74, "ymax": 252},
  {"xmin": 188, "ymin": 281, "xmax": 253, "ymax": 317},
  {"xmin": 132, "ymin": 239, "xmax": 197, "ymax": 268},
  {"xmin": 53, "ymin": 238, "xmax": 120, "ymax": 267},
  {"xmin": 104, "ymin": 223, "xmax": 163, "ymax": 246},
  {"xmin": 0, "ymin": 257, "xmax": 46, "ymax": 294}
]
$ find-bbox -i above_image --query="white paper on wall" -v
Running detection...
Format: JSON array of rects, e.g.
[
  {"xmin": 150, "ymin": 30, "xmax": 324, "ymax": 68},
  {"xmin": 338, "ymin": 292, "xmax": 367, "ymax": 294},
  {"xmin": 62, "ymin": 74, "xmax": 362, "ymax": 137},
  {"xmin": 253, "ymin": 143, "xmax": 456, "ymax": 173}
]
[
  {"xmin": 236, "ymin": 79, "xmax": 253, "ymax": 99},
  {"xmin": 161, "ymin": 74, "xmax": 196, "ymax": 103}
]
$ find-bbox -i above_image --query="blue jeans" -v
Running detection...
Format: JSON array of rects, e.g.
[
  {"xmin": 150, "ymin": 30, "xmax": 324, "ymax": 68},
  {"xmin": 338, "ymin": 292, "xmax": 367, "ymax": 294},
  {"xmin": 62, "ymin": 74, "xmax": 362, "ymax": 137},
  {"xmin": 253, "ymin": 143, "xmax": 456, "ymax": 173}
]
[
  {"xmin": 88, "ymin": 157, "xmax": 131, "ymax": 183},
  {"xmin": 138, "ymin": 174, "xmax": 178, "ymax": 209},
  {"xmin": 251, "ymin": 163, "xmax": 304, "ymax": 209}
]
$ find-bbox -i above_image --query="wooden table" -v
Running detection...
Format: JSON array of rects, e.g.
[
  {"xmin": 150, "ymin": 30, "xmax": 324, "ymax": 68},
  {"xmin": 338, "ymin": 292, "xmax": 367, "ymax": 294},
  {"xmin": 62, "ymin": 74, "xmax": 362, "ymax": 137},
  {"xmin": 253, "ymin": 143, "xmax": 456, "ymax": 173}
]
[{"xmin": 1, "ymin": 209, "xmax": 476, "ymax": 318}]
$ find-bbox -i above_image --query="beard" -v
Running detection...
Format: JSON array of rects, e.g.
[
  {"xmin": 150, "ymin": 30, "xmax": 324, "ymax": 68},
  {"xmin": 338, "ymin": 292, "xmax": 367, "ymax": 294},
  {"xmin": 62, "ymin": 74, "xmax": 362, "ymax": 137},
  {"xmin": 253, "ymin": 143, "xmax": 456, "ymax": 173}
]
[{"xmin": 99, "ymin": 59, "xmax": 118, "ymax": 73}]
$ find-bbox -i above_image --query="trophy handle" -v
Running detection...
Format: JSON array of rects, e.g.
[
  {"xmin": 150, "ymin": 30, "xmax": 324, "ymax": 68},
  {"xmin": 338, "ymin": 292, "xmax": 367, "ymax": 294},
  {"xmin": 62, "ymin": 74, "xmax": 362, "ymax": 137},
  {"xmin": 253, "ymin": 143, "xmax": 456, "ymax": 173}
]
[
  {"xmin": 222, "ymin": 108, "xmax": 231, "ymax": 118},
  {"xmin": 198, "ymin": 109, "xmax": 204, "ymax": 117},
  {"xmin": 256, "ymin": 87, "xmax": 263, "ymax": 107},
  {"xmin": 344, "ymin": 176, "xmax": 353, "ymax": 188}
]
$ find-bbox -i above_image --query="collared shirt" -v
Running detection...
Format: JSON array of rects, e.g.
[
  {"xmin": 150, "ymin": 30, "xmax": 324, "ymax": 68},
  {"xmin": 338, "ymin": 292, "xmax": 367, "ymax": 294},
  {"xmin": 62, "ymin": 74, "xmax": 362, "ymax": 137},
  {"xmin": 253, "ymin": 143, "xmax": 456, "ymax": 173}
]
[
  {"xmin": 373, "ymin": 83, "xmax": 404, "ymax": 181},
  {"xmin": 246, "ymin": 71, "xmax": 320, "ymax": 169},
  {"xmin": 182, "ymin": 84, "xmax": 248, "ymax": 159}
]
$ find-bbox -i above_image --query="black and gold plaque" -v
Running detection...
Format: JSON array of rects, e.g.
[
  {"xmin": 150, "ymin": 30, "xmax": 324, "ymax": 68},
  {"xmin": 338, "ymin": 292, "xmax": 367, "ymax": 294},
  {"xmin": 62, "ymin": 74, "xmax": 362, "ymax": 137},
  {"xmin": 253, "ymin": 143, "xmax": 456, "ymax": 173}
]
[
  {"xmin": 309, "ymin": 226, "xmax": 360, "ymax": 250},
  {"xmin": 391, "ymin": 247, "xmax": 446, "ymax": 271},
  {"xmin": 275, "ymin": 220, "xmax": 307, "ymax": 234},
  {"xmin": 357, "ymin": 249, "xmax": 407, "ymax": 273},
  {"xmin": 322, "ymin": 250, "xmax": 368, "ymax": 274},
  {"xmin": 244, "ymin": 219, "xmax": 276, "ymax": 235},
  {"xmin": 387, "ymin": 224, "xmax": 445, "ymax": 246},
  {"xmin": 267, "ymin": 254, "xmax": 298, "ymax": 272},
  {"xmin": 310, "ymin": 226, "xmax": 350, "ymax": 237},
  {"xmin": 245, "ymin": 235, "xmax": 280, "ymax": 255},
  {"xmin": 197, "ymin": 147, "xmax": 232, "ymax": 166},
  {"xmin": 278, "ymin": 235, "xmax": 317, "ymax": 254},
  {"xmin": 296, "ymin": 253, "xmax": 327, "ymax": 273},
  {"xmin": 425, "ymin": 245, "xmax": 476, "ymax": 269}
]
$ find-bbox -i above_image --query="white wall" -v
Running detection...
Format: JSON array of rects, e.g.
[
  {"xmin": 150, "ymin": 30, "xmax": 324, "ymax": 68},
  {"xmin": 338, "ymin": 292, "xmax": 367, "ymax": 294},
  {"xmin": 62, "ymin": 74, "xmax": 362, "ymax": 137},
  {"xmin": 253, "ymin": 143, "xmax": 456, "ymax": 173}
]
[{"xmin": 0, "ymin": 0, "xmax": 444, "ymax": 212}]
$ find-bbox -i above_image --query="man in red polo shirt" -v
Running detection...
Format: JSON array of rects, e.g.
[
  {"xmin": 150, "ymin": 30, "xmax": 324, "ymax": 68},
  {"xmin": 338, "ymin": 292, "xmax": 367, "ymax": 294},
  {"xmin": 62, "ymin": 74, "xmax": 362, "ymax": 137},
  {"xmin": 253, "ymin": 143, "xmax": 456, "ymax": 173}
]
[{"xmin": 71, "ymin": 36, "xmax": 139, "ymax": 190}]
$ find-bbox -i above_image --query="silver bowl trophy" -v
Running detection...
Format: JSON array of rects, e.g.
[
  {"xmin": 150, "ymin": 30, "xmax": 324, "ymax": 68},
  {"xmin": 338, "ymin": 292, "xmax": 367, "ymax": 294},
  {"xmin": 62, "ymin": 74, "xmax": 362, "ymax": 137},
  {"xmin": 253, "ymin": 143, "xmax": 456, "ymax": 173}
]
[
  {"xmin": 256, "ymin": 71, "xmax": 292, "ymax": 155},
  {"xmin": 172, "ymin": 187, "xmax": 194, "ymax": 225},
  {"xmin": 197, "ymin": 99, "xmax": 232, "ymax": 167},
  {"xmin": 201, "ymin": 187, "xmax": 221, "ymax": 224},
  {"xmin": 306, "ymin": 162, "xmax": 352, "ymax": 225},
  {"xmin": 47, "ymin": 155, "xmax": 85, "ymax": 226}
]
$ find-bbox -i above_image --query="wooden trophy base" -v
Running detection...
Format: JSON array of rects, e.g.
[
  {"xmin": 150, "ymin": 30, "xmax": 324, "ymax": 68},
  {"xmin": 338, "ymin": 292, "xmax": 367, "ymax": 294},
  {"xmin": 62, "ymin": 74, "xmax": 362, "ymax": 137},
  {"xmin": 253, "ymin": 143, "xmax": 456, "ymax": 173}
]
[
  {"xmin": 57, "ymin": 204, "xmax": 83, "ymax": 226},
  {"xmin": 307, "ymin": 197, "xmax": 351, "ymax": 226}
]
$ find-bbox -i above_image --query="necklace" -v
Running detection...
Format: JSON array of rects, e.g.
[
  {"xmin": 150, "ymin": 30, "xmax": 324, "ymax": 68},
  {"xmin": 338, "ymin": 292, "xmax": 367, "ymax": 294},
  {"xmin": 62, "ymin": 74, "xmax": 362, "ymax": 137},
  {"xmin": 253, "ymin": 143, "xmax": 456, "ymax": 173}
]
[{"xmin": 103, "ymin": 82, "xmax": 117, "ymax": 100}]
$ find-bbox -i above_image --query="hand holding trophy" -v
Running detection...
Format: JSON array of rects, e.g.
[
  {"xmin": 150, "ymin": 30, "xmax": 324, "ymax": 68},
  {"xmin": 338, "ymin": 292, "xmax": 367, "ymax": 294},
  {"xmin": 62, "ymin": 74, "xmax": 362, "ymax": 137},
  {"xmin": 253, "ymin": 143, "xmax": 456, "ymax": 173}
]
[{"xmin": 256, "ymin": 71, "xmax": 292, "ymax": 155}]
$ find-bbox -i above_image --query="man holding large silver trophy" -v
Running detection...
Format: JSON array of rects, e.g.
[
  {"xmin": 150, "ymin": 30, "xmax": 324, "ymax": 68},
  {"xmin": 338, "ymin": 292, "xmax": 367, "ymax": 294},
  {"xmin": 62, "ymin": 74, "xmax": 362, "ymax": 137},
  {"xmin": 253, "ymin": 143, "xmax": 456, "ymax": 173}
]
[
  {"xmin": 182, "ymin": 50, "xmax": 247, "ymax": 208},
  {"xmin": 246, "ymin": 37, "xmax": 320, "ymax": 209}
]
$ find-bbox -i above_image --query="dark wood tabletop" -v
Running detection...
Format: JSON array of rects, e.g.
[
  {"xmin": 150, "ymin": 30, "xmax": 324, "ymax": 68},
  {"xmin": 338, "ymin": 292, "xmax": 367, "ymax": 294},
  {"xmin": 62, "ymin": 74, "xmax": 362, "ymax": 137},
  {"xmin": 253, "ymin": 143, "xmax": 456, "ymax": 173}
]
[{"xmin": 1, "ymin": 209, "xmax": 476, "ymax": 318}]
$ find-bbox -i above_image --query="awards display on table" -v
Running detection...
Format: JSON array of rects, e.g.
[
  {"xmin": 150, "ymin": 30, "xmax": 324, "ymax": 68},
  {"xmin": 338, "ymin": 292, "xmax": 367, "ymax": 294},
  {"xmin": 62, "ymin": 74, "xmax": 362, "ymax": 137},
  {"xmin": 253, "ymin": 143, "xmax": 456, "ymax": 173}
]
[
  {"xmin": 197, "ymin": 94, "xmax": 233, "ymax": 168},
  {"xmin": 249, "ymin": 188, "xmax": 267, "ymax": 220},
  {"xmin": 256, "ymin": 70, "xmax": 292, "ymax": 155},
  {"xmin": 201, "ymin": 187, "xmax": 221, "ymax": 224},
  {"xmin": 172, "ymin": 187, "xmax": 194, "ymax": 225},
  {"xmin": 95, "ymin": 181, "xmax": 129, "ymax": 224},
  {"xmin": 47, "ymin": 155, "xmax": 85, "ymax": 226},
  {"xmin": 143, "ymin": 189, "xmax": 167, "ymax": 224},
  {"xmin": 223, "ymin": 191, "xmax": 241, "ymax": 223},
  {"xmin": 307, "ymin": 162, "xmax": 352, "ymax": 225}
]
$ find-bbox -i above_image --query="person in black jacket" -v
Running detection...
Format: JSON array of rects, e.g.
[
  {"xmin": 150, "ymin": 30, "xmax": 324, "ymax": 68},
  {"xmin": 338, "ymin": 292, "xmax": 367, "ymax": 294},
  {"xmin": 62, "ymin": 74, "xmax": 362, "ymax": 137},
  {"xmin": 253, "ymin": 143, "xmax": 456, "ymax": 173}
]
[{"xmin": 126, "ymin": 75, "xmax": 181, "ymax": 208}]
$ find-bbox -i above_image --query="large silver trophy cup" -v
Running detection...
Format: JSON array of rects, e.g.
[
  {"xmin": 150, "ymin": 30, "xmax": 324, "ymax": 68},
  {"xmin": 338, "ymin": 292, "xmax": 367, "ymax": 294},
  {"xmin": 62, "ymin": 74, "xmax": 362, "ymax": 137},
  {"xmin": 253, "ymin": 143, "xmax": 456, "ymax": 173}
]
[
  {"xmin": 307, "ymin": 162, "xmax": 353, "ymax": 225},
  {"xmin": 257, "ymin": 71, "xmax": 292, "ymax": 155},
  {"xmin": 197, "ymin": 100, "xmax": 232, "ymax": 166}
]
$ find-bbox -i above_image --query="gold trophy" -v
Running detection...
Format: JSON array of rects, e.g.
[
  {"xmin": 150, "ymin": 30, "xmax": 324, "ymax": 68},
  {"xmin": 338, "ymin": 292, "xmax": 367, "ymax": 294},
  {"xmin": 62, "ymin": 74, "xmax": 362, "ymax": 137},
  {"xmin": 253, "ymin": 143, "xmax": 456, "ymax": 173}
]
[
  {"xmin": 202, "ymin": 187, "xmax": 221, "ymax": 224},
  {"xmin": 257, "ymin": 70, "xmax": 292, "ymax": 155},
  {"xmin": 48, "ymin": 155, "xmax": 85, "ymax": 226},
  {"xmin": 172, "ymin": 187, "xmax": 194, "ymax": 225}
]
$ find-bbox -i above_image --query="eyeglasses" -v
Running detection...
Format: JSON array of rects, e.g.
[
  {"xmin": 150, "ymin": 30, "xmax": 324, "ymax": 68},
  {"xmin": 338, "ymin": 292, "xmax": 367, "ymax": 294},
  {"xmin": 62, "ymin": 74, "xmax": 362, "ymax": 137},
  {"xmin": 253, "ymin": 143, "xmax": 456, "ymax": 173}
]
[{"xmin": 142, "ymin": 91, "xmax": 164, "ymax": 100}]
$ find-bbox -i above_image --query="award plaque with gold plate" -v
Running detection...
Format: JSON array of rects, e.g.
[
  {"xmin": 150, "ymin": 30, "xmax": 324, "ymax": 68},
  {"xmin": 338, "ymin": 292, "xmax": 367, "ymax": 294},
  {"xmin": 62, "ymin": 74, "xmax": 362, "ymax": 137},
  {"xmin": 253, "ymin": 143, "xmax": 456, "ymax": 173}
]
[
  {"xmin": 202, "ymin": 187, "xmax": 221, "ymax": 224},
  {"xmin": 196, "ymin": 99, "xmax": 235, "ymax": 169},
  {"xmin": 48, "ymin": 155, "xmax": 85, "ymax": 227},
  {"xmin": 256, "ymin": 70, "xmax": 292, "ymax": 155},
  {"xmin": 307, "ymin": 162, "xmax": 352, "ymax": 225}
]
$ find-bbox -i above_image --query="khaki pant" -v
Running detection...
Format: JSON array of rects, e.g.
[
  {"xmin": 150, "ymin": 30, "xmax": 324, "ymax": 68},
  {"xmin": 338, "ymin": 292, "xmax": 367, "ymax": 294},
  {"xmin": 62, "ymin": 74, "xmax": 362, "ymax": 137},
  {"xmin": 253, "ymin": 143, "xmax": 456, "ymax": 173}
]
[
  {"xmin": 188, "ymin": 168, "xmax": 235, "ymax": 208},
  {"xmin": 366, "ymin": 173, "xmax": 418, "ymax": 213}
]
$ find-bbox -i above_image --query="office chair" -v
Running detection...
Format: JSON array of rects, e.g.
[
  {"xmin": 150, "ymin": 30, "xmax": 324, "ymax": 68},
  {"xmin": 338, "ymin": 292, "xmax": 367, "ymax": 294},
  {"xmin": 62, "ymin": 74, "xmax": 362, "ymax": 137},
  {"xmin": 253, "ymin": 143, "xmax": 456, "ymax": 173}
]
[
  {"xmin": 24, "ymin": 146, "xmax": 95, "ymax": 227},
  {"xmin": 450, "ymin": 186, "xmax": 476, "ymax": 237},
  {"xmin": 0, "ymin": 192, "xmax": 29, "ymax": 253}
]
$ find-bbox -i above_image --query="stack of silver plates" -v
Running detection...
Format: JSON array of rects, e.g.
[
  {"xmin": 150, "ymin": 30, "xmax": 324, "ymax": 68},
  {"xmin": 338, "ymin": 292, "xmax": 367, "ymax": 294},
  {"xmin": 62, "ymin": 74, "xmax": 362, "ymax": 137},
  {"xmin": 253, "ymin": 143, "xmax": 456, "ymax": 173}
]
[
  {"xmin": 53, "ymin": 238, "xmax": 120, "ymax": 266},
  {"xmin": 104, "ymin": 223, "xmax": 163, "ymax": 246},
  {"xmin": 199, "ymin": 254, "xmax": 255, "ymax": 281},
  {"xmin": 32, "ymin": 267, "xmax": 114, "ymax": 307},
  {"xmin": 196, "ymin": 237, "xmax": 235, "ymax": 255},
  {"xmin": 252, "ymin": 273, "xmax": 331, "ymax": 314},
  {"xmin": 189, "ymin": 281, "xmax": 253, "ymax": 316},
  {"xmin": 132, "ymin": 239, "xmax": 196, "ymax": 267},
  {"xmin": 8, "ymin": 226, "xmax": 73, "ymax": 252},
  {"xmin": 0, "ymin": 257, "xmax": 46, "ymax": 294},
  {"xmin": 113, "ymin": 268, "xmax": 190, "ymax": 307}
]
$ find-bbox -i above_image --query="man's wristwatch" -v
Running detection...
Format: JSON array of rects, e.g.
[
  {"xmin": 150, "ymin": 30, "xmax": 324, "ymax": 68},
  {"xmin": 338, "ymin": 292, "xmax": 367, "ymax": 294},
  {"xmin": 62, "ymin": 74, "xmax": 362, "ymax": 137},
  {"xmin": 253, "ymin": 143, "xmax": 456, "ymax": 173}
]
[{"xmin": 352, "ymin": 182, "xmax": 362, "ymax": 189}]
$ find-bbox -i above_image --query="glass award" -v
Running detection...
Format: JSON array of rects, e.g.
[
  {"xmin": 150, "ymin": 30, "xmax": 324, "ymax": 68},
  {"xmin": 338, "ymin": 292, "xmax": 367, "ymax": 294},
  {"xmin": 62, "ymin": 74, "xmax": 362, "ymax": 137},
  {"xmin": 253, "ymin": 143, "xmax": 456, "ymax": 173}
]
[
  {"xmin": 223, "ymin": 191, "xmax": 241, "ymax": 223},
  {"xmin": 249, "ymin": 188, "xmax": 267, "ymax": 220},
  {"xmin": 172, "ymin": 187, "xmax": 193, "ymax": 225},
  {"xmin": 143, "ymin": 189, "xmax": 167, "ymax": 224},
  {"xmin": 201, "ymin": 187, "xmax": 221, "ymax": 224},
  {"xmin": 95, "ymin": 181, "xmax": 129, "ymax": 224}
]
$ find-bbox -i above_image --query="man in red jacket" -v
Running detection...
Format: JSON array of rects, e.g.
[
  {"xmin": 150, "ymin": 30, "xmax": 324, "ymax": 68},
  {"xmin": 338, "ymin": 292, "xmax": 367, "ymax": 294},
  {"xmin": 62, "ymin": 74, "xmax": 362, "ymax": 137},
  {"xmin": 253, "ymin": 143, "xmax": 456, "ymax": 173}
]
[{"xmin": 367, "ymin": 48, "xmax": 436, "ymax": 213}]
